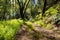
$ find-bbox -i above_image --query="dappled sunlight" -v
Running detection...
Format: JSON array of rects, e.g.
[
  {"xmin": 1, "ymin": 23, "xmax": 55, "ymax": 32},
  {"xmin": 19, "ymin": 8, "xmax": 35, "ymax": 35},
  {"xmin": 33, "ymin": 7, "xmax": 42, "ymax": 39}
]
[{"xmin": 0, "ymin": 0, "xmax": 60, "ymax": 40}]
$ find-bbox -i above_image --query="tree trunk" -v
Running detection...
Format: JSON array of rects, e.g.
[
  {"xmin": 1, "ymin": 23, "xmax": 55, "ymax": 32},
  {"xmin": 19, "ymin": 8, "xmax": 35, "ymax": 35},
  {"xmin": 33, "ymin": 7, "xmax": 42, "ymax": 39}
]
[
  {"xmin": 42, "ymin": 0, "xmax": 47, "ymax": 16},
  {"xmin": 20, "ymin": 7, "xmax": 25, "ymax": 19}
]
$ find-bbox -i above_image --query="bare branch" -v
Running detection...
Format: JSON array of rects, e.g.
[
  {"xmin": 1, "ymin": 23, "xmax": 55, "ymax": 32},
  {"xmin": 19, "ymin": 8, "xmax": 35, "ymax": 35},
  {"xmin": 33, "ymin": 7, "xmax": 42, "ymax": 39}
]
[
  {"xmin": 24, "ymin": 0, "xmax": 30, "ymax": 13},
  {"xmin": 17, "ymin": 0, "xmax": 21, "ymax": 8},
  {"xmin": 24, "ymin": 0, "xmax": 27, "ymax": 6}
]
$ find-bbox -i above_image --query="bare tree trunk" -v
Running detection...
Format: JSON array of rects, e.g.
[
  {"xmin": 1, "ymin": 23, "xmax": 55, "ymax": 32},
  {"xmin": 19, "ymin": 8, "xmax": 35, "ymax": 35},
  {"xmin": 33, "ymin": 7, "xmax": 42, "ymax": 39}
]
[
  {"xmin": 42, "ymin": 0, "xmax": 47, "ymax": 16},
  {"xmin": 20, "ymin": 7, "xmax": 25, "ymax": 19},
  {"xmin": 17, "ymin": 0, "xmax": 24, "ymax": 19},
  {"xmin": 42, "ymin": 0, "xmax": 59, "ymax": 16},
  {"xmin": 45, "ymin": 0, "xmax": 58, "ymax": 13},
  {"xmin": 17, "ymin": 0, "xmax": 30, "ymax": 20}
]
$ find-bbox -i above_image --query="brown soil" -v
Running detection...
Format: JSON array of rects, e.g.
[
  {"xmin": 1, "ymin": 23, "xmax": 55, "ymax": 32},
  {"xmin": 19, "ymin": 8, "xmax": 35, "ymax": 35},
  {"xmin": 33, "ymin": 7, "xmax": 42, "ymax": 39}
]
[{"xmin": 15, "ymin": 24, "xmax": 60, "ymax": 40}]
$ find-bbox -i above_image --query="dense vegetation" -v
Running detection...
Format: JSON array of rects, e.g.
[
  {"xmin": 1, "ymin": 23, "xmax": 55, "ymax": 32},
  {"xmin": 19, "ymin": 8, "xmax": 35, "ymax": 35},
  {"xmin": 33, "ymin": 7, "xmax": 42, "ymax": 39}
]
[
  {"xmin": 0, "ymin": 19, "xmax": 23, "ymax": 40},
  {"xmin": 0, "ymin": 0, "xmax": 60, "ymax": 40}
]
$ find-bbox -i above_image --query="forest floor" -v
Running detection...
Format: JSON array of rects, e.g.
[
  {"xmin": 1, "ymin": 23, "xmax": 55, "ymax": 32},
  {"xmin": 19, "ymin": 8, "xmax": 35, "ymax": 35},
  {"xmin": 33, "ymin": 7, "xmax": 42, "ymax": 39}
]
[{"xmin": 15, "ymin": 23, "xmax": 60, "ymax": 40}]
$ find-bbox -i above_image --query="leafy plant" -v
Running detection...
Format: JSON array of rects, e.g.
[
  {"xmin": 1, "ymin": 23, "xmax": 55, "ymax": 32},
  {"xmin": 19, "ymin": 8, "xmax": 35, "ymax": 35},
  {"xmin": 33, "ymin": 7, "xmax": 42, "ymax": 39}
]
[{"xmin": 0, "ymin": 19, "xmax": 23, "ymax": 40}]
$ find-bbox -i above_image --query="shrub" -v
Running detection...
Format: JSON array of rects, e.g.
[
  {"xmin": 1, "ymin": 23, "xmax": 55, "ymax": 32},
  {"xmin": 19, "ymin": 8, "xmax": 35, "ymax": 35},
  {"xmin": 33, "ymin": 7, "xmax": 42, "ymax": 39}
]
[{"xmin": 0, "ymin": 19, "xmax": 23, "ymax": 40}]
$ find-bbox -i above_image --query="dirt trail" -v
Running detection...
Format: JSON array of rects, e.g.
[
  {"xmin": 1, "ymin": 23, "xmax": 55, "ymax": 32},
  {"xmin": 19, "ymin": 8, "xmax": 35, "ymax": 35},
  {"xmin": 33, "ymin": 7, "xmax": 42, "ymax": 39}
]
[{"xmin": 15, "ymin": 24, "xmax": 60, "ymax": 40}]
